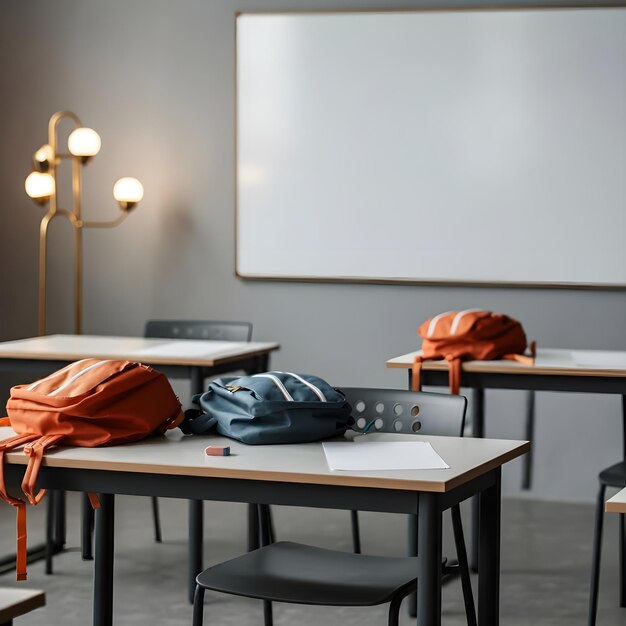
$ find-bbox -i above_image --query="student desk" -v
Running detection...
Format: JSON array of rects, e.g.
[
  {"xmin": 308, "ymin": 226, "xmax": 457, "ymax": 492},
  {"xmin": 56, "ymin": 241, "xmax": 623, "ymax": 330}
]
[
  {"xmin": 0, "ymin": 428, "xmax": 528, "ymax": 626},
  {"xmin": 387, "ymin": 348, "xmax": 626, "ymax": 567},
  {"xmin": 607, "ymin": 488, "xmax": 626, "ymax": 514},
  {"xmin": 0, "ymin": 334, "xmax": 279, "ymax": 592}
]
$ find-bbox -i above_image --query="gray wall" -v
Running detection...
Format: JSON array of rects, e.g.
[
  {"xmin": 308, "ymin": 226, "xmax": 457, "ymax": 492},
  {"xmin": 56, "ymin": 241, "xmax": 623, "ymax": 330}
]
[{"xmin": 1, "ymin": 0, "xmax": 625, "ymax": 503}]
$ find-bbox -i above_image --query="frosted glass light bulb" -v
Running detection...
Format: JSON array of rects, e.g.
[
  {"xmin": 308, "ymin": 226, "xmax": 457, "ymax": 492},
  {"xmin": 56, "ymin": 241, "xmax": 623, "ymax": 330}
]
[
  {"xmin": 33, "ymin": 144, "xmax": 54, "ymax": 171},
  {"xmin": 67, "ymin": 127, "xmax": 101, "ymax": 157},
  {"xmin": 24, "ymin": 172, "xmax": 55, "ymax": 201},
  {"xmin": 113, "ymin": 177, "xmax": 143, "ymax": 209}
]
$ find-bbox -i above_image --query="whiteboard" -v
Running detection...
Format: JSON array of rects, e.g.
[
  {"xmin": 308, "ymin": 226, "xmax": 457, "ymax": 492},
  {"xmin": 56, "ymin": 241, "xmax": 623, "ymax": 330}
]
[{"xmin": 236, "ymin": 8, "xmax": 626, "ymax": 287}]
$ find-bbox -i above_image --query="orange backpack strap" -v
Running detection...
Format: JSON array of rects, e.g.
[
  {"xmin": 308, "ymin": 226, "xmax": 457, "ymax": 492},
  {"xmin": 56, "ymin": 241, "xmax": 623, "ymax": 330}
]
[
  {"xmin": 0, "ymin": 433, "xmax": 40, "ymax": 506},
  {"xmin": 22, "ymin": 434, "xmax": 64, "ymax": 506},
  {"xmin": 0, "ymin": 432, "xmax": 40, "ymax": 581},
  {"xmin": 447, "ymin": 356, "xmax": 462, "ymax": 396},
  {"xmin": 502, "ymin": 341, "xmax": 537, "ymax": 367},
  {"xmin": 88, "ymin": 493, "xmax": 102, "ymax": 509},
  {"xmin": 411, "ymin": 355, "xmax": 423, "ymax": 392},
  {"xmin": 155, "ymin": 407, "xmax": 185, "ymax": 435}
]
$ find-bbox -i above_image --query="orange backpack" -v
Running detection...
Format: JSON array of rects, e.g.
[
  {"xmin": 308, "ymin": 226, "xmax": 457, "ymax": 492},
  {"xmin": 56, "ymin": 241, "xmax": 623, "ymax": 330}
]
[
  {"xmin": 0, "ymin": 358, "xmax": 184, "ymax": 580},
  {"xmin": 412, "ymin": 310, "xmax": 536, "ymax": 396}
]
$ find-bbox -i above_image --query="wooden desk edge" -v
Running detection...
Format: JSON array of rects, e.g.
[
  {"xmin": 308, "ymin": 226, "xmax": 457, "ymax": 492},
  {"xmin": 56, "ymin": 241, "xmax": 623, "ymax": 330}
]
[
  {"xmin": 606, "ymin": 489, "xmax": 626, "ymax": 514},
  {"xmin": 5, "ymin": 440, "xmax": 529, "ymax": 494},
  {"xmin": 0, "ymin": 588, "xmax": 45, "ymax": 622},
  {"xmin": 386, "ymin": 358, "xmax": 626, "ymax": 378},
  {"xmin": 444, "ymin": 440, "xmax": 530, "ymax": 491},
  {"xmin": 0, "ymin": 343, "xmax": 280, "ymax": 368}
]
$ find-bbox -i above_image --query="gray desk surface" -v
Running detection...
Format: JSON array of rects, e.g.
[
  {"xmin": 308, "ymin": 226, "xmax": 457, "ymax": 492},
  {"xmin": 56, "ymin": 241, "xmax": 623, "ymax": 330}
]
[
  {"xmin": 0, "ymin": 334, "xmax": 279, "ymax": 368},
  {"xmin": 1, "ymin": 428, "xmax": 528, "ymax": 494},
  {"xmin": 387, "ymin": 348, "xmax": 626, "ymax": 378}
]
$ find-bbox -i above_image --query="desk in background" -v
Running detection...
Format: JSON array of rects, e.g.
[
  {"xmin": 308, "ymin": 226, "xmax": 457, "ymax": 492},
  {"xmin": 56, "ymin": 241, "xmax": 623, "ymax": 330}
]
[
  {"xmin": 387, "ymin": 348, "xmax": 626, "ymax": 567},
  {"xmin": 1, "ymin": 427, "xmax": 528, "ymax": 626},
  {"xmin": 0, "ymin": 334, "xmax": 280, "ymax": 593}
]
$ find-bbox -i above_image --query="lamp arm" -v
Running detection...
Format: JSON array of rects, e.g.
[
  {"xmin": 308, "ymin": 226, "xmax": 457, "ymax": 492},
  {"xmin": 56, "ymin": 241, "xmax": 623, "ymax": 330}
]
[{"xmin": 79, "ymin": 210, "xmax": 129, "ymax": 229}]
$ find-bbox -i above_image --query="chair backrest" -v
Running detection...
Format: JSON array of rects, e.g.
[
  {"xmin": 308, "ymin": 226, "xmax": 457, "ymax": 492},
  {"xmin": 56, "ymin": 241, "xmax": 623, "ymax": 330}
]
[
  {"xmin": 338, "ymin": 388, "xmax": 466, "ymax": 438},
  {"xmin": 144, "ymin": 320, "xmax": 253, "ymax": 342}
]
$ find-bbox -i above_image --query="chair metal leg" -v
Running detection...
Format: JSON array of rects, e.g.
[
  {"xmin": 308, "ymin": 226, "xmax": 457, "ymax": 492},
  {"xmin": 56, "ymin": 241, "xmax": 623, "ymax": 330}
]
[
  {"xmin": 192, "ymin": 585, "xmax": 205, "ymax": 626},
  {"xmin": 263, "ymin": 600, "xmax": 273, "ymax": 626},
  {"xmin": 350, "ymin": 510, "xmax": 361, "ymax": 554},
  {"xmin": 619, "ymin": 513, "xmax": 626, "ymax": 608},
  {"xmin": 151, "ymin": 497, "xmax": 162, "ymax": 543},
  {"xmin": 388, "ymin": 593, "xmax": 403, "ymax": 626},
  {"xmin": 451, "ymin": 504, "xmax": 477, "ymax": 626},
  {"xmin": 81, "ymin": 493, "xmax": 94, "ymax": 560},
  {"xmin": 588, "ymin": 484, "xmax": 607, "ymax": 626}
]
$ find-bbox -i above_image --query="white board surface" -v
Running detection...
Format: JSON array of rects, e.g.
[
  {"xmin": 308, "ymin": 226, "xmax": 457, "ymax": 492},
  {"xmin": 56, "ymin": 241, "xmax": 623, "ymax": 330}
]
[{"xmin": 236, "ymin": 9, "xmax": 626, "ymax": 287}]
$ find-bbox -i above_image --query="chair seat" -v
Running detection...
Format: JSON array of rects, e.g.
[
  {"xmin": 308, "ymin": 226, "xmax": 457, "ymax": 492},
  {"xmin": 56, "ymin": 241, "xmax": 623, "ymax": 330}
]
[
  {"xmin": 599, "ymin": 462, "xmax": 626, "ymax": 488},
  {"xmin": 196, "ymin": 542, "xmax": 417, "ymax": 606}
]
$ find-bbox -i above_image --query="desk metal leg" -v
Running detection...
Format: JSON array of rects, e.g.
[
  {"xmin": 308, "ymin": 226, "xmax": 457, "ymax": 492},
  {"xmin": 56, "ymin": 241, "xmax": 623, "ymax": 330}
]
[
  {"xmin": 621, "ymin": 396, "xmax": 626, "ymax": 607},
  {"xmin": 417, "ymin": 493, "xmax": 442, "ymax": 626},
  {"xmin": 94, "ymin": 493, "xmax": 115, "ymax": 626},
  {"xmin": 471, "ymin": 388, "xmax": 485, "ymax": 572},
  {"xmin": 478, "ymin": 470, "xmax": 501, "ymax": 626},
  {"xmin": 407, "ymin": 514, "xmax": 418, "ymax": 618},
  {"xmin": 189, "ymin": 500, "xmax": 203, "ymax": 604},
  {"xmin": 247, "ymin": 503, "xmax": 260, "ymax": 551},
  {"xmin": 522, "ymin": 391, "xmax": 535, "ymax": 490},
  {"xmin": 187, "ymin": 367, "xmax": 205, "ymax": 604},
  {"xmin": 82, "ymin": 493, "xmax": 94, "ymax": 560},
  {"xmin": 54, "ymin": 489, "xmax": 66, "ymax": 547},
  {"xmin": 45, "ymin": 493, "xmax": 55, "ymax": 574}
]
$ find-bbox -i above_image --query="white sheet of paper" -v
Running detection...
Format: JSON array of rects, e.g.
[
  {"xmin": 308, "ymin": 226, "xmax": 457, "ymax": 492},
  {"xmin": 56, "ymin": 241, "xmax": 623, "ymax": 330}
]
[
  {"xmin": 322, "ymin": 441, "xmax": 449, "ymax": 471},
  {"xmin": 136, "ymin": 340, "xmax": 243, "ymax": 358},
  {"xmin": 571, "ymin": 350, "xmax": 626, "ymax": 369}
]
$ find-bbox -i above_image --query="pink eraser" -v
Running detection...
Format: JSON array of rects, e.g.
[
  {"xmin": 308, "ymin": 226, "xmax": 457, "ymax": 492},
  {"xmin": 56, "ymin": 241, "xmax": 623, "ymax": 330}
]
[{"xmin": 205, "ymin": 445, "xmax": 230, "ymax": 457}]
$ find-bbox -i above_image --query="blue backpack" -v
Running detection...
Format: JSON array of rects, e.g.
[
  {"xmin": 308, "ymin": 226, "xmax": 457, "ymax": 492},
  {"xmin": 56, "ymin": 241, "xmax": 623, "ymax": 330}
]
[{"xmin": 181, "ymin": 371, "xmax": 352, "ymax": 444}]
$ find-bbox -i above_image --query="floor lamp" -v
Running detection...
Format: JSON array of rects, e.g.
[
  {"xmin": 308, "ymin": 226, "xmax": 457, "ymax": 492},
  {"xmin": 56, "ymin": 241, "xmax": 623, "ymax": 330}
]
[{"xmin": 24, "ymin": 111, "xmax": 143, "ymax": 335}]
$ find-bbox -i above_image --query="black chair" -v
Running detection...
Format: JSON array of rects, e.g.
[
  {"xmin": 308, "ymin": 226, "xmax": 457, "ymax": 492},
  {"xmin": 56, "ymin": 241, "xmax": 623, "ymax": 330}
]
[
  {"xmin": 145, "ymin": 320, "xmax": 253, "ymax": 541},
  {"xmin": 192, "ymin": 388, "xmax": 477, "ymax": 626},
  {"xmin": 145, "ymin": 320, "xmax": 253, "ymax": 343},
  {"xmin": 588, "ymin": 461, "xmax": 626, "ymax": 625}
]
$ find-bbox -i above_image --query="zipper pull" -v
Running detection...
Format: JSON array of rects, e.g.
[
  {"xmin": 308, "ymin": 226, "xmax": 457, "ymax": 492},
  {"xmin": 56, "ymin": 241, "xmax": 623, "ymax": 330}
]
[{"xmin": 226, "ymin": 385, "xmax": 241, "ymax": 394}]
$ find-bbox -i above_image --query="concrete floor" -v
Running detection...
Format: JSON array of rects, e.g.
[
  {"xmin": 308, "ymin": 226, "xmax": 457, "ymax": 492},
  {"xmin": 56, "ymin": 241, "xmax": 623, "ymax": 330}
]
[{"xmin": 0, "ymin": 494, "xmax": 623, "ymax": 625}]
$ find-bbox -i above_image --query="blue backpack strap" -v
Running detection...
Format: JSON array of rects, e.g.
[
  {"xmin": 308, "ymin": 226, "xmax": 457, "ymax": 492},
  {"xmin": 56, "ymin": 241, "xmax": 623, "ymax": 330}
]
[{"xmin": 179, "ymin": 408, "xmax": 216, "ymax": 435}]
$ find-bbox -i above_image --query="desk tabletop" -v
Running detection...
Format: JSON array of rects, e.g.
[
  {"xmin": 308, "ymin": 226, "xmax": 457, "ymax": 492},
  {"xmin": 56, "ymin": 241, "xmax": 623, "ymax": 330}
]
[
  {"xmin": 606, "ymin": 488, "xmax": 626, "ymax": 513},
  {"xmin": 387, "ymin": 348, "xmax": 626, "ymax": 378},
  {"xmin": 0, "ymin": 335, "xmax": 279, "ymax": 368},
  {"xmin": 1, "ymin": 428, "xmax": 528, "ymax": 493}
]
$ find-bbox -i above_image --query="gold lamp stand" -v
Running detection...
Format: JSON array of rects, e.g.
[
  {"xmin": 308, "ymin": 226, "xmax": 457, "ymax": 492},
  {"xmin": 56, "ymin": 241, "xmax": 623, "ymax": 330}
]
[{"xmin": 25, "ymin": 111, "xmax": 144, "ymax": 335}]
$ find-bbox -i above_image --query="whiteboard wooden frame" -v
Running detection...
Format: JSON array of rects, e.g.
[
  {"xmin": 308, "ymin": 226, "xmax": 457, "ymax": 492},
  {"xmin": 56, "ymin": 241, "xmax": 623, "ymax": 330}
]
[{"xmin": 234, "ymin": 4, "xmax": 626, "ymax": 290}]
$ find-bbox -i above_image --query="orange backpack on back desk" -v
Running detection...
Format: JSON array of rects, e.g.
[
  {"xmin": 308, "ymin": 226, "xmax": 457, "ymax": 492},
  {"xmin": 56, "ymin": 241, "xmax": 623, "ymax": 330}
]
[
  {"xmin": 0, "ymin": 358, "xmax": 184, "ymax": 580},
  {"xmin": 412, "ymin": 310, "xmax": 536, "ymax": 396}
]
